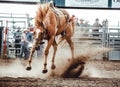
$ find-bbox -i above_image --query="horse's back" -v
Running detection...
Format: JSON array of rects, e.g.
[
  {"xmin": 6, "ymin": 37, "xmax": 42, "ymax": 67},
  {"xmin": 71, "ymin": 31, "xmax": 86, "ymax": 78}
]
[{"xmin": 60, "ymin": 9, "xmax": 70, "ymax": 18}]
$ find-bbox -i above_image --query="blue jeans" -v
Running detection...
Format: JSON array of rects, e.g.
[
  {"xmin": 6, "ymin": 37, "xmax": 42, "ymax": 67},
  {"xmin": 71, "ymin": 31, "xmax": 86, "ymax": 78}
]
[{"xmin": 20, "ymin": 42, "xmax": 29, "ymax": 59}]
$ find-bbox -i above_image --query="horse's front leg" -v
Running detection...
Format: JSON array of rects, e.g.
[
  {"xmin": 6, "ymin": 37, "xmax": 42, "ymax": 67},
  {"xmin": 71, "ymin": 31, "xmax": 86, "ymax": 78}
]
[
  {"xmin": 51, "ymin": 40, "xmax": 57, "ymax": 70},
  {"xmin": 43, "ymin": 36, "xmax": 54, "ymax": 73},
  {"xmin": 26, "ymin": 47, "xmax": 35, "ymax": 70}
]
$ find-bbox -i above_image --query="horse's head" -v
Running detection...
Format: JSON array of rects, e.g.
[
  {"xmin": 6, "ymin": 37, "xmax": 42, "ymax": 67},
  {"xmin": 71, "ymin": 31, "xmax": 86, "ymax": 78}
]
[{"xmin": 33, "ymin": 27, "xmax": 44, "ymax": 49}]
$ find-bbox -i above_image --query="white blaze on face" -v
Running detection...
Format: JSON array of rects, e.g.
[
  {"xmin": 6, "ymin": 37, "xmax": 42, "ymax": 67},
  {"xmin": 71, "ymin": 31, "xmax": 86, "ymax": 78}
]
[{"xmin": 36, "ymin": 28, "xmax": 41, "ymax": 39}]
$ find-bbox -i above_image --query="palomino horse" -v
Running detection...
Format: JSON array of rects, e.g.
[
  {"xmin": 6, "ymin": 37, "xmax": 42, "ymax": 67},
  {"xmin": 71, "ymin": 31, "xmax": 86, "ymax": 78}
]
[{"xmin": 26, "ymin": 2, "xmax": 75, "ymax": 73}]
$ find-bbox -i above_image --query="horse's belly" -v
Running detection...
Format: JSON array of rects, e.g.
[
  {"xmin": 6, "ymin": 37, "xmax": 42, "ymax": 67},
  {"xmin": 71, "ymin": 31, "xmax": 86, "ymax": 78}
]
[{"xmin": 56, "ymin": 26, "xmax": 65, "ymax": 35}]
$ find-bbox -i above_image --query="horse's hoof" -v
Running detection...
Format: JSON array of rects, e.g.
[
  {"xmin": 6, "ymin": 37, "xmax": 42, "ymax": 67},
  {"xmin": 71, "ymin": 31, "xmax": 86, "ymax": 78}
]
[
  {"xmin": 51, "ymin": 64, "xmax": 56, "ymax": 70},
  {"xmin": 42, "ymin": 69, "xmax": 48, "ymax": 73},
  {"xmin": 26, "ymin": 66, "xmax": 32, "ymax": 71}
]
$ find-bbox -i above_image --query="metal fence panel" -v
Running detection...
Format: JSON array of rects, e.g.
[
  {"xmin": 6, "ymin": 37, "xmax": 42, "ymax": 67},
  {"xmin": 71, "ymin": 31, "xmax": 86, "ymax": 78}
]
[{"xmin": 0, "ymin": 27, "xmax": 4, "ymax": 58}]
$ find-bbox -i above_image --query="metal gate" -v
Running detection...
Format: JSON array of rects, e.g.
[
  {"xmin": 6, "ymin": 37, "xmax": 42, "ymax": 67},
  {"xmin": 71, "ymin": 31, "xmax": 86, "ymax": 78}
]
[
  {"xmin": 73, "ymin": 26, "xmax": 107, "ymax": 59},
  {"xmin": 7, "ymin": 27, "xmax": 22, "ymax": 58},
  {"xmin": 73, "ymin": 26, "xmax": 120, "ymax": 60},
  {"xmin": 108, "ymin": 28, "xmax": 120, "ymax": 60},
  {"xmin": 73, "ymin": 27, "xmax": 106, "ymax": 47},
  {"xmin": 0, "ymin": 13, "xmax": 31, "ymax": 58}
]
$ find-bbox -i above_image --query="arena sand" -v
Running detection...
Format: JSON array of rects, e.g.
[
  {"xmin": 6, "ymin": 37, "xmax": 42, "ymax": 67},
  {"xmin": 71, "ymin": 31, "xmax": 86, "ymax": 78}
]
[{"xmin": 0, "ymin": 42, "xmax": 111, "ymax": 78}]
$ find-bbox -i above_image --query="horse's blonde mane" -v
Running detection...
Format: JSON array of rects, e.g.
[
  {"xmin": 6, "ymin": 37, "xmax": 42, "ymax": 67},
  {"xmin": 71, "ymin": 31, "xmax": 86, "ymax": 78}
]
[{"xmin": 35, "ymin": 3, "xmax": 50, "ymax": 28}]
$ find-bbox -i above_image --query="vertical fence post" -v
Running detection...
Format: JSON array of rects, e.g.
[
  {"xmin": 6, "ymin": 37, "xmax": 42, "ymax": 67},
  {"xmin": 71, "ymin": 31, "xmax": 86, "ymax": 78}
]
[{"xmin": 0, "ymin": 27, "xmax": 4, "ymax": 58}]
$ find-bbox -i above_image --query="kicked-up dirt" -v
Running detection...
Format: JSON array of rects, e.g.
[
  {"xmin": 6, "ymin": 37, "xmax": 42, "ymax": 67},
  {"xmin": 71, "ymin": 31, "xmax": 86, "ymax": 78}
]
[
  {"xmin": 0, "ymin": 58, "xmax": 120, "ymax": 87},
  {"xmin": 0, "ymin": 46, "xmax": 120, "ymax": 87}
]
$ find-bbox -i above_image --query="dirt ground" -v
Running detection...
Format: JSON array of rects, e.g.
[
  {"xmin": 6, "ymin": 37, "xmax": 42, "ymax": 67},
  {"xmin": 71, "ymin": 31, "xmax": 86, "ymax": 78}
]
[
  {"xmin": 0, "ymin": 43, "xmax": 119, "ymax": 87},
  {"xmin": 0, "ymin": 77, "xmax": 120, "ymax": 87},
  {"xmin": 0, "ymin": 58, "xmax": 120, "ymax": 87}
]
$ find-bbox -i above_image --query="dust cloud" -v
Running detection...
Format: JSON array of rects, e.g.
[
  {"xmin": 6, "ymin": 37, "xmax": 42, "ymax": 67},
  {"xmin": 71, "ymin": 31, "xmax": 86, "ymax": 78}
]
[
  {"xmin": 0, "ymin": 58, "xmax": 46, "ymax": 78},
  {"xmin": 0, "ymin": 43, "xmax": 112, "ymax": 78}
]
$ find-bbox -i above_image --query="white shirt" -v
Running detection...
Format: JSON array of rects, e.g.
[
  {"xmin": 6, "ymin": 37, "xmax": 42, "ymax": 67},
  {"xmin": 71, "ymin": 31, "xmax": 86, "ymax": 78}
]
[{"xmin": 21, "ymin": 33, "xmax": 29, "ymax": 43}]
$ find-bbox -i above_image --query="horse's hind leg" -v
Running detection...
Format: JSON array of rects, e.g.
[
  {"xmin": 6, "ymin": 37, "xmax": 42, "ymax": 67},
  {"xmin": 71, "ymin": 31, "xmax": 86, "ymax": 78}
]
[
  {"xmin": 66, "ymin": 37, "xmax": 74, "ymax": 59},
  {"xmin": 51, "ymin": 40, "xmax": 57, "ymax": 70}
]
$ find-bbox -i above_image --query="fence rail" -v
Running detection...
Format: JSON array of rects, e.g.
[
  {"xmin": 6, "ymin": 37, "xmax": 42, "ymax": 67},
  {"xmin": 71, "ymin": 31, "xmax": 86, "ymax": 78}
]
[{"xmin": 2, "ymin": 26, "xmax": 120, "ymax": 60}]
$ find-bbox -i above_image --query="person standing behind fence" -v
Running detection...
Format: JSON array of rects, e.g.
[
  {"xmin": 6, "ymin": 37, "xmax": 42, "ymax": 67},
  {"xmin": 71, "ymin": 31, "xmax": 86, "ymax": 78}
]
[
  {"xmin": 75, "ymin": 18, "xmax": 80, "ymax": 26},
  {"xmin": 92, "ymin": 18, "xmax": 102, "ymax": 36},
  {"xmin": 69, "ymin": 15, "xmax": 75, "ymax": 23},
  {"xmin": 26, "ymin": 29, "xmax": 33, "ymax": 42},
  {"xmin": 14, "ymin": 36, "xmax": 21, "ymax": 57},
  {"xmin": 14, "ymin": 29, "xmax": 21, "ymax": 58},
  {"xmin": 20, "ymin": 29, "xmax": 30, "ymax": 60},
  {"xmin": 26, "ymin": 29, "xmax": 33, "ymax": 57},
  {"xmin": 79, "ymin": 18, "xmax": 85, "ymax": 32},
  {"xmin": 84, "ymin": 20, "xmax": 91, "ymax": 36}
]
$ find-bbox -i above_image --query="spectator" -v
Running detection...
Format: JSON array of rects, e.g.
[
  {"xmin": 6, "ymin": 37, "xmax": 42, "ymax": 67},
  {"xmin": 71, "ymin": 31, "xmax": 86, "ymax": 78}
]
[
  {"xmin": 92, "ymin": 18, "xmax": 102, "ymax": 36},
  {"xmin": 26, "ymin": 29, "xmax": 33, "ymax": 57},
  {"xmin": 69, "ymin": 15, "xmax": 75, "ymax": 22},
  {"xmin": 14, "ymin": 29, "xmax": 21, "ymax": 57},
  {"xmin": 14, "ymin": 29, "xmax": 21, "ymax": 38},
  {"xmin": 79, "ymin": 18, "xmax": 85, "ymax": 32},
  {"xmin": 84, "ymin": 20, "xmax": 91, "ymax": 36},
  {"xmin": 14, "ymin": 36, "xmax": 21, "ymax": 57},
  {"xmin": 26, "ymin": 29, "xmax": 33, "ymax": 42},
  {"xmin": 102, "ymin": 19, "xmax": 108, "ymax": 28},
  {"xmin": 75, "ymin": 18, "xmax": 80, "ymax": 26},
  {"xmin": 20, "ymin": 29, "xmax": 30, "ymax": 59},
  {"xmin": 102, "ymin": 19, "xmax": 108, "ymax": 33}
]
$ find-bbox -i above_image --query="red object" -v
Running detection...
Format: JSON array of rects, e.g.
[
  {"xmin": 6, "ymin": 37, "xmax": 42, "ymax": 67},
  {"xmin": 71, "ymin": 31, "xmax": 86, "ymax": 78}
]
[
  {"xmin": 70, "ymin": 16, "xmax": 75, "ymax": 22},
  {"xmin": 3, "ymin": 27, "xmax": 8, "ymax": 58},
  {"xmin": 5, "ymin": 27, "xmax": 8, "ymax": 34},
  {"xmin": 29, "ymin": 28, "xmax": 34, "ymax": 32}
]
